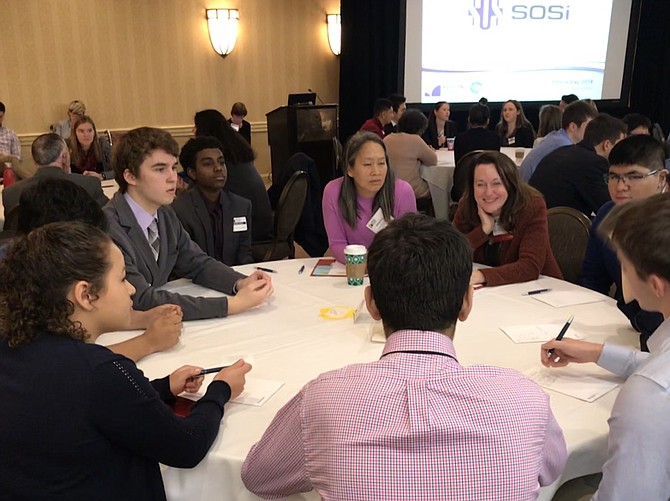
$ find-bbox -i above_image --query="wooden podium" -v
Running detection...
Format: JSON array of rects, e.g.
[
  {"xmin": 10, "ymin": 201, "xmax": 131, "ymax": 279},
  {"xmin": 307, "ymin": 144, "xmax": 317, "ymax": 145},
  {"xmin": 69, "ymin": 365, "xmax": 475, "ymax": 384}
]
[{"xmin": 266, "ymin": 104, "xmax": 338, "ymax": 190}]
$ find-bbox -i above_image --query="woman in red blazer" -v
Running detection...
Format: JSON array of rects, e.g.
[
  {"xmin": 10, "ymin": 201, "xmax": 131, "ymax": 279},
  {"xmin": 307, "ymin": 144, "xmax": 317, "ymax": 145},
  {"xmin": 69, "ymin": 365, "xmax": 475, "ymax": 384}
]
[{"xmin": 453, "ymin": 151, "xmax": 562, "ymax": 286}]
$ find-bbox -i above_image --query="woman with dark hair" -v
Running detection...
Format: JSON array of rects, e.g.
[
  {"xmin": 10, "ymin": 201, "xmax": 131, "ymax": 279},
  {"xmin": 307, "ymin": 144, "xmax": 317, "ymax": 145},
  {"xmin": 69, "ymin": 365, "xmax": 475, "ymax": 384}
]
[
  {"xmin": 496, "ymin": 100, "xmax": 536, "ymax": 148},
  {"xmin": 453, "ymin": 151, "xmax": 561, "ymax": 286},
  {"xmin": 0, "ymin": 221, "xmax": 251, "ymax": 499},
  {"xmin": 535, "ymin": 105, "xmax": 563, "ymax": 145},
  {"xmin": 384, "ymin": 109, "xmax": 437, "ymax": 212},
  {"xmin": 194, "ymin": 109, "xmax": 273, "ymax": 241},
  {"xmin": 453, "ymin": 99, "xmax": 501, "ymax": 165},
  {"xmin": 69, "ymin": 115, "xmax": 113, "ymax": 180},
  {"xmin": 322, "ymin": 132, "xmax": 416, "ymax": 263},
  {"xmin": 422, "ymin": 101, "xmax": 458, "ymax": 149}
]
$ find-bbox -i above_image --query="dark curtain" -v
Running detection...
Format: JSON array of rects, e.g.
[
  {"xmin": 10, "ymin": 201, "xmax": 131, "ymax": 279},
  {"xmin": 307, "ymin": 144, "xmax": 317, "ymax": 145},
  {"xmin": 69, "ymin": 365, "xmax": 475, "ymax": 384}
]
[
  {"xmin": 630, "ymin": 0, "xmax": 670, "ymax": 133},
  {"xmin": 339, "ymin": 0, "xmax": 406, "ymax": 143}
]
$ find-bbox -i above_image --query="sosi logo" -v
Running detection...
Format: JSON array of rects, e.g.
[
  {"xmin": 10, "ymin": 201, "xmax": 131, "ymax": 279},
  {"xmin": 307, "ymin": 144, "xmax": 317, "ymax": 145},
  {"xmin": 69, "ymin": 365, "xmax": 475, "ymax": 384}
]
[{"xmin": 468, "ymin": 0, "xmax": 503, "ymax": 30}]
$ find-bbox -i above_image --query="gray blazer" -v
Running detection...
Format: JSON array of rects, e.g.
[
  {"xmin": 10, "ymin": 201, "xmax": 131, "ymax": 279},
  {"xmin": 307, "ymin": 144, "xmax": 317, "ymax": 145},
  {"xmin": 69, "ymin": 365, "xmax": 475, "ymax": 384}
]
[
  {"xmin": 172, "ymin": 188, "xmax": 253, "ymax": 266},
  {"xmin": 2, "ymin": 166, "xmax": 109, "ymax": 224},
  {"xmin": 104, "ymin": 192, "xmax": 246, "ymax": 320}
]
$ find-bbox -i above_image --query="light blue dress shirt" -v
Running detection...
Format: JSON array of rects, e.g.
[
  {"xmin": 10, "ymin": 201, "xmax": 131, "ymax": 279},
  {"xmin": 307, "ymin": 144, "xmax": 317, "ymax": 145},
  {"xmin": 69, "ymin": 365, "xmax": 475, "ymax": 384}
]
[
  {"xmin": 593, "ymin": 316, "xmax": 670, "ymax": 500},
  {"xmin": 519, "ymin": 129, "xmax": 572, "ymax": 182}
]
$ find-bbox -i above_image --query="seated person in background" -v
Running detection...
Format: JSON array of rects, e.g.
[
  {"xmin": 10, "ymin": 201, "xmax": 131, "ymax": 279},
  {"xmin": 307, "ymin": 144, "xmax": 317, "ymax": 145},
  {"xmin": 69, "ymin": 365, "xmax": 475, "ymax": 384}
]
[
  {"xmin": 104, "ymin": 126, "xmax": 273, "ymax": 321},
  {"xmin": 581, "ymin": 135, "xmax": 666, "ymax": 350},
  {"xmin": 559, "ymin": 93, "xmax": 579, "ymax": 110},
  {"xmin": 50, "ymin": 99, "xmax": 86, "ymax": 140},
  {"xmin": 529, "ymin": 114, "xmax": 627, "ymax": 215},
  {"xmin": 383, "ymin": 109, "xmax": 437, "ymax": 214},
  {"xmin": 453, "ymin": 151, "xmax": 562, "ymax": 286},
  {"xmin": 534, "ymin": 104, "xmax": 563, "ymax": 146},
  {"xmin": 383, "ymin": 93, "xmax": 407, "ymax": 135},
  {"xmin": 322, "ymin": 132, "xmax": 416, "ymax": 263},
  {"xmin": 422, "ymin": 101, "xmax": 458, "ymax": 149},
  {"xmin": 3, "ymin": 133, "xmax": 108, "ymax": 219},
  {"xmin": 173, "ymin": 136, "xmax": 253, "ymax": 266},
  {"xmin": 453, "ymin": 98, "xmax": 500, "ymax": 165},
  {"xmin": 0, "ymin": 221, "xmax": 251, "ymax": 499},
  {"xmin": 623, "ymin": 112, "xmax": 652, "ymax": 136},
  {"xmin": 16, "ymin": 178, "xmax": 183, "ymax": 362},
  {"xmin": 495, "ymin": 99, "xmax": 536, "ymax": 147},
  {"xmin": 0, "ymin": 101, "xmax": 21, "ymax": 162},
  {"xmin": 194, "ymin": 109, "xmax": 273, "ymax": 242},
  {"xmin": 228, "ymin": 102, "xmax": 252, "ymax": 145},
  {"xmin": 520, "ymin": 100, "xmax": 598, "ymax": 181},
  {"xmin": 69, "ymin": 115, "xmax": 113, "ymax": 180},
  {"xmin": 541, "ymin": 193, "xmax": 670, "ymax": 501},
  {"xmin": 359, "ymin": 98, "xmax": 394, "ymax": 138},
  {"xmin": 242, "ymin": 213, "xmax": 567, "ymax": 500}
]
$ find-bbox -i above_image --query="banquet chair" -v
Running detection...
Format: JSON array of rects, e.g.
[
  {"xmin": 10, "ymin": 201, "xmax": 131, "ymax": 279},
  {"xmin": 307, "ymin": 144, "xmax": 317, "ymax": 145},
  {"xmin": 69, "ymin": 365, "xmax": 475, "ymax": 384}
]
[
  {"xmin": 451, "ymin": 150, "xmax": 484, "ymax": 203},
  {"xmin": 332, "ymin": 136, "xmax": 343, "ymax": 176},
  {"xmin": 252, "ymin": 170, "xmax": 308, "ymax": 262},
  {"xmin": 546, "ymin": 207, "xmax": 591, "ymax": 285}
]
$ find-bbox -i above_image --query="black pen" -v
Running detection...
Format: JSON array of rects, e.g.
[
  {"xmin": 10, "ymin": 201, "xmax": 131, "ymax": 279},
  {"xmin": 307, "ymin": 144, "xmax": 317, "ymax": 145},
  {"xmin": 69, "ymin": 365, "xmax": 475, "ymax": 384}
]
[
  {"xmin": 525, "ymin": 288, "xmax": 551, "ymax": 295},
  {"xmin": 298, "ymin": 265, "xmax": 305, "ymax": 274},
  {"xmin": 255, "ymin": 266, "xmax": 277, "ymax": 273},
  {"xmin": 547, "ymin": 315, "xmax": 574, "ymax": 357}
]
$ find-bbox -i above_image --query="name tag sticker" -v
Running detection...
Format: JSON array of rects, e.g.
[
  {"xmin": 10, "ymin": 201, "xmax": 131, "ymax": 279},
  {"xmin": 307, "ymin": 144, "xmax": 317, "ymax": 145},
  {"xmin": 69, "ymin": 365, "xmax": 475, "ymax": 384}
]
[
  {"xmin": 233, "ymin": 217, "xmax": 248, "ymax": 232},
  {"xmin": 366, "ymin": 207, "xmax": 389, "ymax": 234}
]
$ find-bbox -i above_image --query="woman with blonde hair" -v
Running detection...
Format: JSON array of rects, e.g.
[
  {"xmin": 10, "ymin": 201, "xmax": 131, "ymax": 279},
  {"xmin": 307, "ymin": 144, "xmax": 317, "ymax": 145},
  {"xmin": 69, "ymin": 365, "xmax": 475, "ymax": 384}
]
[{"xmin": 535, "ymin": 104, "xmax": 563, "ymax": 146}]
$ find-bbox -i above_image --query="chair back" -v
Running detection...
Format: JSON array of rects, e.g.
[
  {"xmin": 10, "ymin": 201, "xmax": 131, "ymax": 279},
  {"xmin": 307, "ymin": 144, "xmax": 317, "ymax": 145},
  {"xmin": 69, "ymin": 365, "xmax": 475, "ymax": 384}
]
[
  {"xmin": 546, "ymin": 207, "xmax": 591, "ymax": 284},
  {"xmin": 332, "ymin": 136, "xmax": 343, "ymax": 176},
  {"xmin": 253, "ymin": 170, "xmax": 308, "ymax": 261},
  {"xmin": 451, "ymin": 150, "xmax": 484, "ymax": 202},
  {"xmin": 3, "ymin": 205, "xmax": 21, "ymax": 232}
]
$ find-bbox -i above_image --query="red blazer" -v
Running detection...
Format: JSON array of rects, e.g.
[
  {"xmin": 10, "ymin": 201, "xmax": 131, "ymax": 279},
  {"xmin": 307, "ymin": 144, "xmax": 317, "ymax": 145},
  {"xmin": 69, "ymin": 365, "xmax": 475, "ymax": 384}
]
[
  {"xmin": 453, "ymin": 195, "xmax": 562, "ymax": 286},
  {"xmin": 360, "ymin": 117, "xmax": 385, "ymax": 139}
]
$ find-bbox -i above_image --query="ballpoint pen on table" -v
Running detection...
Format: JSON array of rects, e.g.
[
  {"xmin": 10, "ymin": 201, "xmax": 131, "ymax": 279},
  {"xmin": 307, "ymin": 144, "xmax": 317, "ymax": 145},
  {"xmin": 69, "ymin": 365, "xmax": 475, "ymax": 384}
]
[
  {"xmin": 298, "ymin": 265, "xmax": 305, "ymax": 274},
  {"xmin": 255, "ymin": 266, "xmax": 277, "ymax": 273}
]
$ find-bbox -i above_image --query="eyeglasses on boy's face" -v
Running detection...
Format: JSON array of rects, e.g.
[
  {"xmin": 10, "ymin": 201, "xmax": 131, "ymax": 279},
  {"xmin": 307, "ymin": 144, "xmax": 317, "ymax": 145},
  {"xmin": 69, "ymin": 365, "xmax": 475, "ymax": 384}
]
[{"xmin": 604, "ymin": 169, "xmax": 661, "ymax": 185}]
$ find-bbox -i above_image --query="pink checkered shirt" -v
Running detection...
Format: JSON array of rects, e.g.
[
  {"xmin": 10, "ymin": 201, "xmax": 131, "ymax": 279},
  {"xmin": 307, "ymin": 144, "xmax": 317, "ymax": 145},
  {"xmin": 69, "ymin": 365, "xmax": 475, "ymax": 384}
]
[
  {"xmin": 242, "ymin": 329, "xmax": 566, "ymax": 501},
  {"xmin": 0, "ymin": 126, "xmax": 21, "ymax": 159}
]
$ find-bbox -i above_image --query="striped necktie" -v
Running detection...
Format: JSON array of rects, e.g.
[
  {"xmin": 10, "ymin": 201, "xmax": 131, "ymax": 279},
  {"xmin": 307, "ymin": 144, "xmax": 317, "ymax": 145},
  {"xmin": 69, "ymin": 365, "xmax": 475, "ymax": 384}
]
[{"xmin": 147, "ymin": 218, "xmax": 160, "ymax": 261}]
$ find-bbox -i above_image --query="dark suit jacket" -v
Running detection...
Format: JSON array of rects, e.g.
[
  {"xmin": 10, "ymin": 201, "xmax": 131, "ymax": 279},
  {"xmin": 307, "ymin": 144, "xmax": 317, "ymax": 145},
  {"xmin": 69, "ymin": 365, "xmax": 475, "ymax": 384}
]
[
  {"xmin": 104, "ymin": 192, "xmax": 246, "ymax": 320},
  {"xmin": 172, "ymin": 187, "xmax": 253, "ymax": 266},
  {"xmin": 529, "ymin": 142, "xmax": 611, "ymax": 216},
  {"xmin": 422, "ymin": 120, "xmax": 458, "ymax": 149},
  {"xmin": 229, "ymin": 118, "xmax": 252, "ymax": 145},
  {"xmin": 2, "ymin": 166, "xmax": 109, "ymax": 227},
  {"xmin": 453, "ymin": 127, "xmax": 501, "ymax": 165}
]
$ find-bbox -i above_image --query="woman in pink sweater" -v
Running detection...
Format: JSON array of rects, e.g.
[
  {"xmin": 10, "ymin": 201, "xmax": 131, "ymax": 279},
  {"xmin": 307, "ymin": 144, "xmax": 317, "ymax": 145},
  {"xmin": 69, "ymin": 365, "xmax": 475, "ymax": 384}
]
[{"xmin": 322, "ymin": 132, "xmax": 417, "ymax": 263}]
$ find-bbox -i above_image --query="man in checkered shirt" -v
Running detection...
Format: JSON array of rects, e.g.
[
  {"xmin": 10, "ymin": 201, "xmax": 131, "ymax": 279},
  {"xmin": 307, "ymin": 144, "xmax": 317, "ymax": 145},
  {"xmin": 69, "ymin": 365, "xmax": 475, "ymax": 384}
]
[
  {"xmin": 242, "ymin": 213, "xmax": 567, "ymax": 500},
  {"xmin": 0, "ymin": 101, "xmax": 21, "ymax": 162}
]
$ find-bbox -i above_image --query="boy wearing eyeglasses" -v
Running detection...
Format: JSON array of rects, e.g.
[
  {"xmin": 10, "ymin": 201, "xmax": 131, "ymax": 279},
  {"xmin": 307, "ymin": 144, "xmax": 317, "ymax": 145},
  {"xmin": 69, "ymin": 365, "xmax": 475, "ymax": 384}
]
[{"xmin": 581, "ymin": 134, "xmax": 667, "ymax": 350}]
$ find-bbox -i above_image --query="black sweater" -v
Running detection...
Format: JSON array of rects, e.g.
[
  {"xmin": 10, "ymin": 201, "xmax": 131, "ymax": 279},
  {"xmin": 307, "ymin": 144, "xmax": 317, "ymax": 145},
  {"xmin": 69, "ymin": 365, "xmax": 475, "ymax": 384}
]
[{"xmin": 0, "ymin": 334, "xmax": 231, "ymax": 500}]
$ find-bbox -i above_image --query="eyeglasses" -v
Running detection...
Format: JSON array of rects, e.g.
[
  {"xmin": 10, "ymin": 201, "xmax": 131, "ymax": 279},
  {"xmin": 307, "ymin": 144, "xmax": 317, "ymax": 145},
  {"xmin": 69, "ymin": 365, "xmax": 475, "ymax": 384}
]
[{"xmin": 604, "ymin": 169, "xmax": 661, "ymax": 185}]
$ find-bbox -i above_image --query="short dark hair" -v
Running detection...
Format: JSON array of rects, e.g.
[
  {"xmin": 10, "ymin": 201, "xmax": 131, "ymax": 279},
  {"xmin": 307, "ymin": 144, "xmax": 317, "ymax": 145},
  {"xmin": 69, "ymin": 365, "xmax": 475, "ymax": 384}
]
[
  {"xmin": 179, "ymin": 136, "xmax": 225, "ymax": 173},
  {"xmin": 561, "ymin": 100, "xmax": 598, "ymax": 130},
  {"xmin": 112, "ymin": 127, "xmax": 180, "ymax": 193},
  {"xmin": 582, "ymin": 114, "xmax": 627, "ymax": 147},
  {"xmin": 397, "ymin": 109, "xmax": 428, "ymax": 135},
  {"xmin": 0, "ymin": 221, "xmax": 112, "ymax": 347},
  {"xmin": 194, "ymin": 109, "xmax": 255, "ymax": 165},
  {"xmin": 608, "ymin": 193, "xmax": 670, "ymax": 283},
  {"xmin": 373, "ymin": 98, "xmax": 393, "ymax": 117},
  {"xmin": 608, "ymin": 134, "xmax": 666, "ymax": 171},
  {"xmin": 0, "ymin": 102, "xmax": 5, "ymax": 113},
  {"xmin": 367, "ymin": 213, "xmax": 472, "ymax": 333},
  {"xmin": 622, "ymin": 113, "xmax": 652, "ymax": 135},
  {"xmin": 468, "ymin": 102, "xmax": 491, "ymax": 127},
  {"xmin": 17, "ymin": 179, "xmax": 108, "ymax": 234},
  {"xmin": 230, "ymin": 102, "xmax": 248, "ymax": 117},
  {"xmin": 31, "ymin": 133, "xmax": 67, "ymax": 166},
  {"xmin": 561, "ymin": 94, "xmax": 579, "ymax": 105},
  {"xmin": 388, "ymin": 94, "xmax": 406, "ymax": 113}
]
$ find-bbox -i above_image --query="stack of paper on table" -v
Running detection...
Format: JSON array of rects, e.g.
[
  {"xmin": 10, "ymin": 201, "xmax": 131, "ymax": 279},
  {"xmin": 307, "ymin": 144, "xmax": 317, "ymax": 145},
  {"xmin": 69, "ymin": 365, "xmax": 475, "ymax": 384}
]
[
  {"xmin": 500, "ymin": 324, "xmax": 584, "ymax": 344},
  {"xmin": 311, "ymin": 258, "xmax": 347, "ymax": 277},
  {"xmin": 531, "ymin": 290, "xmax": 606, "ymax": 308},
  {"xmin": 181, "ymin": 375, "xmax": 284, "ymax": 407},
  {"xmin": 525, "ymin": 365, "xmax": 621, "ymax": 403}
]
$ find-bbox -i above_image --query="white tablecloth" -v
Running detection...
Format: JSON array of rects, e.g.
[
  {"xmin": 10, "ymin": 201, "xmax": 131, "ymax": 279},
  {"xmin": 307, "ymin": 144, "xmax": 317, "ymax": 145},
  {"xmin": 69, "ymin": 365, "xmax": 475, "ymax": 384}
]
[
  {"xmin": 97, "ymin": 258, "xmax": 636, "ymax": 501},
  {"xmin": 421, "ymin": 149, "xmax": 454, "ymax": 220}
]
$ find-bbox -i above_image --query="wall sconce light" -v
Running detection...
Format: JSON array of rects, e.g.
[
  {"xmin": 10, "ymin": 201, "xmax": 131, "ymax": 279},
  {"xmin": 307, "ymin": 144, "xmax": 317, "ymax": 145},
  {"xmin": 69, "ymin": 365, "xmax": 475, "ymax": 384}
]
[
  {"xmin": 326, "ymin": 14, "xmax": 341, "ymax": 56},
  {"xmin": 206, "ymin": 9, "xmax": 239, "ymax": 57}
]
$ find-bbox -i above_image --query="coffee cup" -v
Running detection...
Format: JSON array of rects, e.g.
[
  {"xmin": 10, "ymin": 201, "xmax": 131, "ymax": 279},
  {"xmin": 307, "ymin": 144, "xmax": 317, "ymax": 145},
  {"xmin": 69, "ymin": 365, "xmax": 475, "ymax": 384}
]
[{"xmin": 344, "ymin": 244, "xmax": 367, "ymax": 286}]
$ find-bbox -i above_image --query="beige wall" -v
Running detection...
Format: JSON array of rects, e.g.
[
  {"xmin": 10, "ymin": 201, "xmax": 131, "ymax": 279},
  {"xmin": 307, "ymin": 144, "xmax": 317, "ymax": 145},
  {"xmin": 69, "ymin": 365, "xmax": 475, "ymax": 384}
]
[{"xmin": 0, "ymin": 0, "xmax": 340, "ymax": 178}]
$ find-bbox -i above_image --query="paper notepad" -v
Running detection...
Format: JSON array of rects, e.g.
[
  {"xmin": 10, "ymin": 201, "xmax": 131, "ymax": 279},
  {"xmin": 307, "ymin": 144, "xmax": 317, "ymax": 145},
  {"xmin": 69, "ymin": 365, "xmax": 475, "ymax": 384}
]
[
  {"xmin": 500, "ymin": 324, "xmax": 583, "ymax": 344},
  {"xmin": 311, "ymin": 258, "xmax": 347, "ymax": 277},
  {"xmin": 181, "ymin": 376, "xmax": 284, "ymax": 407},
  {"xmin": 531, "ymin": 290, "xmax": 606, "ymax": 308},
  {"xmin": 525, "ymin": 366, "xmax": 620, "ymax": 403}
]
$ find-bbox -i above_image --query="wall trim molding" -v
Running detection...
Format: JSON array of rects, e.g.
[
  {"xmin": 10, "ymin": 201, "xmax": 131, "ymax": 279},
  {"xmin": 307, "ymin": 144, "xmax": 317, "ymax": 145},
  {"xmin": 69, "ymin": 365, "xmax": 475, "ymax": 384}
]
[{"xmin": 17, "ymin": 121, "xmax": 269, "ymax": 147}]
